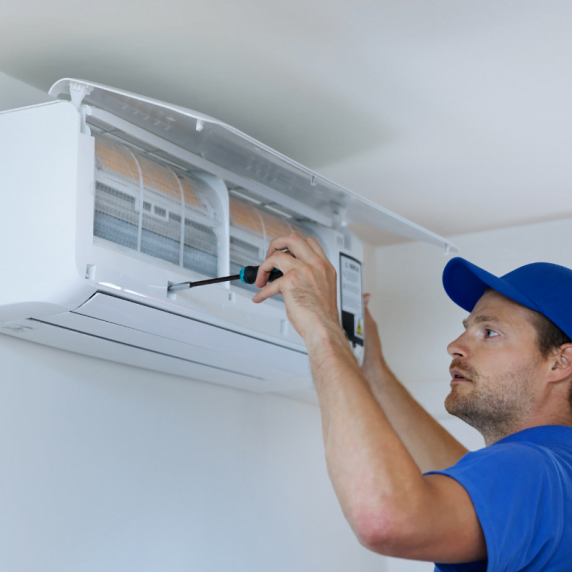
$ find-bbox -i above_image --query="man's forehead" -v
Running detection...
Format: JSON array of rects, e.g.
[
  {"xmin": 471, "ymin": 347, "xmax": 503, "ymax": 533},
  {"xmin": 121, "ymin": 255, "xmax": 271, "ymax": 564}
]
[{"xmin": 464, "ymin": 289, "xmax": 530, "ymax": 328}]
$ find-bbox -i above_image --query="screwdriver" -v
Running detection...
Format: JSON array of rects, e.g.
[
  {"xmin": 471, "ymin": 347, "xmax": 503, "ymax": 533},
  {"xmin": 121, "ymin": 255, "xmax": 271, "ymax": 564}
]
[{"xmin": 168, "ymin": 266, "xmax": 283, "ymax": 292}]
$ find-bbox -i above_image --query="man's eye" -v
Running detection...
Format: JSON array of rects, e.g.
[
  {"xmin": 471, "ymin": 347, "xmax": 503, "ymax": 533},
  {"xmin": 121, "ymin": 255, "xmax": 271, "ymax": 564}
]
[{"xmin": 485, "ymin": 329, "xmax": 499, "ymax": 338}]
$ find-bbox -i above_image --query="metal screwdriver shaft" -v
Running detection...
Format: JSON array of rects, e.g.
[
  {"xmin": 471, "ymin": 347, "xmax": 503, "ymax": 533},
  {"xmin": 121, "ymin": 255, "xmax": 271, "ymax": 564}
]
[
  {"xmin": 168, "ymin": 275, "xmax": 240, "ymax": 291},
  {"xmin": 167, "ymin": 266, "xmax": 283, "ymax": 292}
]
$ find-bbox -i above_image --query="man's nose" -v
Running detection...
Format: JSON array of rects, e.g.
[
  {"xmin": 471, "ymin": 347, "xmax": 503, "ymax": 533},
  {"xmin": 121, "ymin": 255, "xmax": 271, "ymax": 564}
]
[{"xmin": 447, "ymin": 333, "xmax": 471, "ymax": 359}]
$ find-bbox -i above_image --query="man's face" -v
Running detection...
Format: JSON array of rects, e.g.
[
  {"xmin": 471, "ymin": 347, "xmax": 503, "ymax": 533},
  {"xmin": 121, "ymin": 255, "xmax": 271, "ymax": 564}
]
[{"xmin": 445, "ymin": 289, "xmax": 547, "ymax": 444}]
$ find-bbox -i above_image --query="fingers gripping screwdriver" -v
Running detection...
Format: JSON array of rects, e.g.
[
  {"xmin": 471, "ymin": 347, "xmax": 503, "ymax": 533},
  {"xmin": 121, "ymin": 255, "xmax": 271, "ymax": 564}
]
[{"xmin": 168, "ymin": 266, "xmax": 283, "ymax": 292}]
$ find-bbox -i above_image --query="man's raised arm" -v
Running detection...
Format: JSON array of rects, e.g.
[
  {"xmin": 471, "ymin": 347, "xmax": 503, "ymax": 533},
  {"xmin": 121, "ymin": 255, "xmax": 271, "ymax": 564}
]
[
  {"xmin": 251, "ymin": 234, "xmax": 486, "ymax": 563},
  {"xmin": 361, "ymin": 297, "xmax": 468, "ymax": 472}
]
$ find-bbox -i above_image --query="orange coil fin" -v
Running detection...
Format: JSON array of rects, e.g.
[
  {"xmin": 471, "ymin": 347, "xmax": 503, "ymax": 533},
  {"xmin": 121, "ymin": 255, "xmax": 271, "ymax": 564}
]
[{"xmin": 94, "ymin": 137, "xmax": 140, "ymax": 182}]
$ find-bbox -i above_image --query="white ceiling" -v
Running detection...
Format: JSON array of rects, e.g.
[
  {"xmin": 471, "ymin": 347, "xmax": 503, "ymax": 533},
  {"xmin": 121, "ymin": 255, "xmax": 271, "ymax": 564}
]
[{"xmin": 2, "ymin": 0, "xmax": 572, "ymax": 244}]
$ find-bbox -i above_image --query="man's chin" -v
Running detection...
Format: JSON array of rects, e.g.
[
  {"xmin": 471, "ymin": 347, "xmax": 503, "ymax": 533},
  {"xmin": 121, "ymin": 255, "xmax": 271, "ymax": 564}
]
[{"xmin": 444, "ymin": 384, "xmax": 474, "ymax": 416}]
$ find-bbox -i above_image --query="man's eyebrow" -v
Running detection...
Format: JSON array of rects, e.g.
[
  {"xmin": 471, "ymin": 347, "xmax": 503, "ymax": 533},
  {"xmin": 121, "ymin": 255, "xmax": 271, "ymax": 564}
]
[{"xmin": 462, "ymin": 315, "xmax": 500, "ymax": 329}]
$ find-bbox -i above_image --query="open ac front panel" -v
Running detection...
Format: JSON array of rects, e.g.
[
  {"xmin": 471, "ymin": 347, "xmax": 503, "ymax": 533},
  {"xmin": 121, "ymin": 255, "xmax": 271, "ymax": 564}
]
[{"xmin": 0, "ymin": 98, "xmax": 367, "ymax": 398}]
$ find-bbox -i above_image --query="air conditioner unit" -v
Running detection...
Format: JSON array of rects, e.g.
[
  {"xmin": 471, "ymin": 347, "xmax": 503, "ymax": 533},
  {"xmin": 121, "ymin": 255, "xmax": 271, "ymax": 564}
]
[{"xmin": 0, "ymin": 79, "xmax": 457, "ymax": 398}]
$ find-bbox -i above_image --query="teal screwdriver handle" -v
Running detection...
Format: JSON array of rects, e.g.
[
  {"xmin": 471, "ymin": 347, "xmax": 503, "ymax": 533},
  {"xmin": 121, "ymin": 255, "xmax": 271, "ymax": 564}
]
[{"xmin": 240, "ymin": 266, "xmax": 283, "ymax": 285}]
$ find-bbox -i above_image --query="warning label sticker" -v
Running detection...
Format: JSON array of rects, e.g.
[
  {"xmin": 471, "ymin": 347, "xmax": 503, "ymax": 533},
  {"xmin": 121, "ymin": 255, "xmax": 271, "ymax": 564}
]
[{"xmin": 340, "ymin": 253, "xmax": 364, "ymax": 346}]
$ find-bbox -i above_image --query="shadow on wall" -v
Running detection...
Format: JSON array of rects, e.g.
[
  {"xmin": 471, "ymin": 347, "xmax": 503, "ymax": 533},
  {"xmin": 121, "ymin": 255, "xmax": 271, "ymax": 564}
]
[
  {"xmin": 0, "ymin": 54, "xmax": 389, "ymax": 170},
  {"xmin": 0, "ymin": 72, "xmax": 53, "ymax": 112}
]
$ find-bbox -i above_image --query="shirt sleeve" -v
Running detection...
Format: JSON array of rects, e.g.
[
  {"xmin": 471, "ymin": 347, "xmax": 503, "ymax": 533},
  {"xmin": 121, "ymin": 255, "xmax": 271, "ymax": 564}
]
[{"xmin": 426, "ymin": 443, "xmax": 565, "ymax": 572}]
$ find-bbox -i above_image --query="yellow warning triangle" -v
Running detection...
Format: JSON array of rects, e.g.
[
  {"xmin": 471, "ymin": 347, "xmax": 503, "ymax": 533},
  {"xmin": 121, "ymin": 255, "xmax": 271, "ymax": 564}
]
[{"xmin": 356, "ymin": 319, "xmax": 363, "ymax": 336}]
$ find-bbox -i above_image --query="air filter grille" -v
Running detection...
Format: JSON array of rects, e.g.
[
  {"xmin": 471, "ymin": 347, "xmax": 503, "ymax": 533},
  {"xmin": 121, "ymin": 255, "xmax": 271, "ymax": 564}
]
[
  {"xmin": 229, "ymin": 196, "xmax": 309, "ymax": 295},
  {"xmin": 93, "ymin": 135, "xmax": 220, "ymax": 278}
]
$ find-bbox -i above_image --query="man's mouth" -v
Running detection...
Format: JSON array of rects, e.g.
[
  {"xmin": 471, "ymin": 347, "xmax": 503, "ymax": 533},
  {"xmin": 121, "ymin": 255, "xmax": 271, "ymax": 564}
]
[{"xmin": 450, "ymin": 369, "xmax": 472, "ymax": 383}]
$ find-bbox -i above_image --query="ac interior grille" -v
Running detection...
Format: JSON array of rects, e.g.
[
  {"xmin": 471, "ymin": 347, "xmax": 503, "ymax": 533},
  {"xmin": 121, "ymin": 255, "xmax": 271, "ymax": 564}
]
[
  {"xmin": 93, "ymin": 136, "xmax": 220, "ymax": 279},
  {"xmin": 229, "ymin": 236, "xmax": 261, "ymax": 294},
  {"xmin": 96, "ymin": 181, "xmax": 135, "ymax": 205}
]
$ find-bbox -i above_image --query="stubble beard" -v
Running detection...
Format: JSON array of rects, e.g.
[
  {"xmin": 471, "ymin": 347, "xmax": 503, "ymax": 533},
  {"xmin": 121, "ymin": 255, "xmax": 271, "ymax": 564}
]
[{"xmin": 444, "ymin": 359, "xmax": 538, "ymax": 446}]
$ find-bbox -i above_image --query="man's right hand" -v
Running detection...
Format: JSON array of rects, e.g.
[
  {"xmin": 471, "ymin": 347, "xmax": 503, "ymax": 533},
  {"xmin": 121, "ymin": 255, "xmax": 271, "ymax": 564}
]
[{"xmin": 361, "ymin": 293, "xmax": 388, "ymax": 381}]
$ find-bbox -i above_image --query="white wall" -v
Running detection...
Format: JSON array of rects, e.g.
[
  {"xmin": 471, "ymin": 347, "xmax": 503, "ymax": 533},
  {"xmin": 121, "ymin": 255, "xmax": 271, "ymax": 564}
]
[
  {"xmin": 0, "ymin": 72, "xmax": 386, "ymax": 572},
  {"xmin": 0, "ymin": 71, "xmax": 52, "ymax": 111},
  {"xmin": 0, "ymin": 334, "xmax": 387, "ymax": 572}
]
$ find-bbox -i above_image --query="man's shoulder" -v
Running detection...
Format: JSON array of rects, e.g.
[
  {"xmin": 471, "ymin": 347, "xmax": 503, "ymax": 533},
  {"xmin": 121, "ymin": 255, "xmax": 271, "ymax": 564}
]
[{"xmin": 431, "ymin": 429, "xmax": 572, "ymax": 572}]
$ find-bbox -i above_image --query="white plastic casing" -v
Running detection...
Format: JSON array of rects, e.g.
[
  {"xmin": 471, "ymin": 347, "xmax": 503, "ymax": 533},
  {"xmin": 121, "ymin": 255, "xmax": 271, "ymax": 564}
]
[
  {"xmin": 0, "ymin": 102, "xmax": 96, "ymax": 321},
  {"xmin": 0, "ymin": 82, "xmax": 455, "ymax": 396},
  {"xmin": 0, "ymin": 102, "xmax": 358, "ymax": 394}
]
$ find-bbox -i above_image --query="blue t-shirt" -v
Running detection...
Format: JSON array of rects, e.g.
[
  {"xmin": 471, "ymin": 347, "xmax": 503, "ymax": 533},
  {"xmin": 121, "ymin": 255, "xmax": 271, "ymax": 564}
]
[{"xmin": 426, "ymin": 425, "xmax": 572, "ymax": 572}]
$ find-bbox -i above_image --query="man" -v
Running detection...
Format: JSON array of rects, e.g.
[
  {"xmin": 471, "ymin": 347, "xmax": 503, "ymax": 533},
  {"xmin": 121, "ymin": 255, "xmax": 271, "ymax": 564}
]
[{"xmin": 252, "ymin": 234, "xmax": 572, "ymax": 571}]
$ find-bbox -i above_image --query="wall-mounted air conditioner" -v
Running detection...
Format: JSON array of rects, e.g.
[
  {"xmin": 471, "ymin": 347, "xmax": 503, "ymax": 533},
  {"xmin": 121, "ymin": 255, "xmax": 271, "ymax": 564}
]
[{"xmin": 0, "ymin": 79, "xmax": 457, "ymax": 398}]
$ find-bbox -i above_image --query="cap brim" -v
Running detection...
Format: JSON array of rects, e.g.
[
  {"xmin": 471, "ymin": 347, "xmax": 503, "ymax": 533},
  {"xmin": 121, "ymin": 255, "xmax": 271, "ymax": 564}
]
[{"xmin": 443, "ymin": 257, "xmax": 539, "ymax": 313}]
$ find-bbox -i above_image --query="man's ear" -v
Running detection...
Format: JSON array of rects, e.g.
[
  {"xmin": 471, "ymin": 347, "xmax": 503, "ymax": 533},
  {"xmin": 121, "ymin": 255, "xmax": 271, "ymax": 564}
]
[{"xmin": 548, "ymin": 344, "xmax": 572, "ymax": 383}]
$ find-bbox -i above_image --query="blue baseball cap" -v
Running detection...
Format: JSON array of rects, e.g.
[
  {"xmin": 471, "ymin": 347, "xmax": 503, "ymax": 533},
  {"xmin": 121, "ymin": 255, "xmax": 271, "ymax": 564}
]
[{"xmin": 443, "ymin": 257, "xmax": 572, "ymax": 340}]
